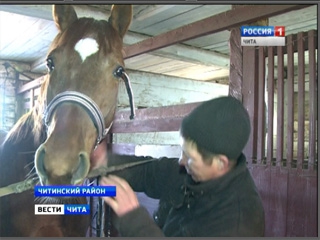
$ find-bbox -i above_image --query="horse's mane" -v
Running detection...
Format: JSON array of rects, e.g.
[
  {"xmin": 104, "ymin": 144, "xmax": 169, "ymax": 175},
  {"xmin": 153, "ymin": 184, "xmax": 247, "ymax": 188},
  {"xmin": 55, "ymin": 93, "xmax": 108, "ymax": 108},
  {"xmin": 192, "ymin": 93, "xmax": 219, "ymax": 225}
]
[{"xmin": 2, "ymin": 76, "xmax": 49, "ymax": 149}]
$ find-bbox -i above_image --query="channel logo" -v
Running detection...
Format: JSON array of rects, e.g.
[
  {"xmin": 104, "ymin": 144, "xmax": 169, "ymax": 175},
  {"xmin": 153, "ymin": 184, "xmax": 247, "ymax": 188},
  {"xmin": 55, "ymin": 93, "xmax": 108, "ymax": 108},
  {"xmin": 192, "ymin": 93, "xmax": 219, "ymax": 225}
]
[
  {"xmin": 34, "ymin": 204, "xmax": 90, "ymax": 215},
  {"xmin": 241, "ymin": 26, "xmax": 285, "ymax": 46}
]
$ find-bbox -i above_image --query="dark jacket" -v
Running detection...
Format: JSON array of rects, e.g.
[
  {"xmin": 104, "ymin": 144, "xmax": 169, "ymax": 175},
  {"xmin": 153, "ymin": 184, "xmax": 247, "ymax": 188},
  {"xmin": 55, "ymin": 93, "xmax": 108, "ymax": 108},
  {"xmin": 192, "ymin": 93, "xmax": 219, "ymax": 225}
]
[{"xmin": 108, "ymin": 153, "xmax": 265, "ymax": 237}]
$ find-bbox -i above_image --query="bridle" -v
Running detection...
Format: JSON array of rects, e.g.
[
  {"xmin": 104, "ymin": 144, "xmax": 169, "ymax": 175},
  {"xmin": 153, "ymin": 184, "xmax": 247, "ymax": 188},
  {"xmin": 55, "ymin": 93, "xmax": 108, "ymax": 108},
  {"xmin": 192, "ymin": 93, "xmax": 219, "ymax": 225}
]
[
  {"xmin": 44, "ymin": 66, "xmax": 135, "ymax": 149},
  {"xmin": 44, "ymin": 91, "xmax": 109, "ymax": 148}
]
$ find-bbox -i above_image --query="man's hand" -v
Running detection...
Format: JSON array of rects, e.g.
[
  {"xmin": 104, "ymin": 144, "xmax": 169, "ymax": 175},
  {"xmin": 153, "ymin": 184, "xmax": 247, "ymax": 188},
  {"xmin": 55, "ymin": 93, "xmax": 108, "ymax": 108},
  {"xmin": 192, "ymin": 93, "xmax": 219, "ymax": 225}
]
[{"xmin": 100, "ymin": 175, "xmax": 140, "ymax": 217}]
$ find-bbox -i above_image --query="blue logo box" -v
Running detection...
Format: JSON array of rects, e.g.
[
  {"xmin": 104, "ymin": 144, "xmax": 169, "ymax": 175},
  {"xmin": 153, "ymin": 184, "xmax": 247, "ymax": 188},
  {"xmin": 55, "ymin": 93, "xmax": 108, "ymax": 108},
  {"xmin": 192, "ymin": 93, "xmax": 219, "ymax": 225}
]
[
  {"xmin": 64, "ymin": 204, "xmax": 90, "ymax": 215},
  {"xmin": 34, "ymin": 186, "xmax": 116, "ymax": 197},
  {"xmin": 241, "ymin": 26, "xmax": 275, "ymax": 37}
]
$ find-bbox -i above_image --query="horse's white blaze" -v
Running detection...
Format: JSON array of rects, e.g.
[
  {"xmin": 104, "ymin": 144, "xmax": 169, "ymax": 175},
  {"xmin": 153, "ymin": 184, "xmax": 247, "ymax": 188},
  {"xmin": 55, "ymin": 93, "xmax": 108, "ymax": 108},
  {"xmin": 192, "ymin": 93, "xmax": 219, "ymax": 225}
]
[{"xmin": 74, "ymin": 38, "xmax": 99, "ymax": 62}]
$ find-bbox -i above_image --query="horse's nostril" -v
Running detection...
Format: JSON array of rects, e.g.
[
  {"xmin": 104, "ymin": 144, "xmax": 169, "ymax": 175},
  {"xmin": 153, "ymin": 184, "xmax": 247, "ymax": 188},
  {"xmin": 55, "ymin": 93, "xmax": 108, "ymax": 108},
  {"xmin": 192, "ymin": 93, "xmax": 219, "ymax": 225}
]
[
  {"xmin": 34, "ymin": 144, "xmax": 48, "ymax": 185},
  {"xmin": 71, "ymin": 152, "xmax": 90, "ymax": 185}
]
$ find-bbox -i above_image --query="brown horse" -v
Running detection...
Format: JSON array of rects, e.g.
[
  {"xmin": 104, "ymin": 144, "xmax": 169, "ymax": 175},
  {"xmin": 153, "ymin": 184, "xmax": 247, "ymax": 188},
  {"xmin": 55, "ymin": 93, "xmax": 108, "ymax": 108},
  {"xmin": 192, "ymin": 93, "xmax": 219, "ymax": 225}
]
[{"xmin": 0, "ymin": 4, "xmax": 132, "ymax": 236}]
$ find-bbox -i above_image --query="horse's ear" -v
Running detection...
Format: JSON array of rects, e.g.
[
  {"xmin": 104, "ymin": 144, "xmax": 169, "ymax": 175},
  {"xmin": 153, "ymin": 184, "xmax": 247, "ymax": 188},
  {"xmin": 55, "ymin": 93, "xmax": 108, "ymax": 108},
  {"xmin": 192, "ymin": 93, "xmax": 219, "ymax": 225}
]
[
  {"xmin": 109, "ymin": 5, "xmax": 132, "ymax": 38},
  {"xmin": 52, "ymin": 5, "xmax": 78, "ymax": 32}
]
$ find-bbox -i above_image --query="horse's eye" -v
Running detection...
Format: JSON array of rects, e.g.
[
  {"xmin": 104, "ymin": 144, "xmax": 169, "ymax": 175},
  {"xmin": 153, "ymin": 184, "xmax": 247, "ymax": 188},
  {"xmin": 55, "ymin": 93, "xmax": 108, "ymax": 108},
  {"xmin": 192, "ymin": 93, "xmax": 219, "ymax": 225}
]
[{"xmin": 46, "ymin": 57, "xmax": 55, "ymax": 73}]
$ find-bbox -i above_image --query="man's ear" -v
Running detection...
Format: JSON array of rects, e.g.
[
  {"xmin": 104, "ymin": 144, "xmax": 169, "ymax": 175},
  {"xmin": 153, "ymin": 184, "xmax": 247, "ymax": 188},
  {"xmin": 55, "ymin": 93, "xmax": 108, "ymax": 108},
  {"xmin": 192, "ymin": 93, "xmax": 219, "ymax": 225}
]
[{"xmin": 212, "ymin": 154, "xmax": 230, "ymax": 173}]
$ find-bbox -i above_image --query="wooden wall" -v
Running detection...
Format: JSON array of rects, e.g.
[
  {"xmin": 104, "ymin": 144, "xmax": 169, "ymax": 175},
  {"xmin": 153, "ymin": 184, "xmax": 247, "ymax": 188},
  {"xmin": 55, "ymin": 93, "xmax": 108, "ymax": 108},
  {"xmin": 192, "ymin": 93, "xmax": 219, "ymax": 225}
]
[{"xmin": 232, "ymin": 30, "xmax": 318, "ymax": 237}]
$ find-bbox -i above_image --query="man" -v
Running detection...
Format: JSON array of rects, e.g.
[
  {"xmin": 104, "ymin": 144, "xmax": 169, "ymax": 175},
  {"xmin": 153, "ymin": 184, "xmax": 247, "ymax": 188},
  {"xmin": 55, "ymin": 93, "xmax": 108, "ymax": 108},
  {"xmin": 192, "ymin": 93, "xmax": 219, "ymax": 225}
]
[{"xmin": 101, "ymin": 96, "xmax": 265, "ymax": 237}]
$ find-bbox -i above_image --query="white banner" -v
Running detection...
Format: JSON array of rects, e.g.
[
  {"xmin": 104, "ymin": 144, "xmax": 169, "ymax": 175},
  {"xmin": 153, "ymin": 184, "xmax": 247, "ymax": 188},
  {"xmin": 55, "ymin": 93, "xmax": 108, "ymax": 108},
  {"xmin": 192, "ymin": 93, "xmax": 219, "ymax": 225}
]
[
  {"xmin": 34, "ymin": 204, "xmax": 64, "ymax": 215},
  {"xmin": 241, "ymin": 37, "xmax": 285, "ymax": 46}
]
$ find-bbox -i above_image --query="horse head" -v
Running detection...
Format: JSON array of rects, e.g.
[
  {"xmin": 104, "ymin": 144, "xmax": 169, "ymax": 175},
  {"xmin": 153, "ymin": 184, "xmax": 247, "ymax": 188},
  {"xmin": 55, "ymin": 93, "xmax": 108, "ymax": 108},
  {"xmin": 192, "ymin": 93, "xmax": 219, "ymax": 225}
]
[{"xmin": 34, "ymin": 5, "xmax": 132, "ymax": 186}]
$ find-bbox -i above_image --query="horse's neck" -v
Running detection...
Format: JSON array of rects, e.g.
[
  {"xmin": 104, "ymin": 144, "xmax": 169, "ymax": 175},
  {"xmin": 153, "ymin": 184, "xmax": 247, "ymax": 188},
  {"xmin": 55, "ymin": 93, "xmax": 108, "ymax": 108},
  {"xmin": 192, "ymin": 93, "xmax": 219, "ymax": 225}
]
[
  {"xmin": 0, "ymin": 110, "xmax": 44, "ymax": 186},
  {"xmin": 1, "ymin": 110, "xmax": 45, "ymax": 156}
]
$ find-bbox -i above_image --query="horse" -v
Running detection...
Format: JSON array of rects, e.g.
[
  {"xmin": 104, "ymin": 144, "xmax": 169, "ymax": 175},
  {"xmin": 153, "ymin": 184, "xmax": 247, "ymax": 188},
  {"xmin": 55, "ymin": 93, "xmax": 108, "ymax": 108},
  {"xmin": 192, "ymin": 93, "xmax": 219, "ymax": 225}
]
[{"xmin": 0, "ymin": 4, "xmax": 132, "ymax": 237}]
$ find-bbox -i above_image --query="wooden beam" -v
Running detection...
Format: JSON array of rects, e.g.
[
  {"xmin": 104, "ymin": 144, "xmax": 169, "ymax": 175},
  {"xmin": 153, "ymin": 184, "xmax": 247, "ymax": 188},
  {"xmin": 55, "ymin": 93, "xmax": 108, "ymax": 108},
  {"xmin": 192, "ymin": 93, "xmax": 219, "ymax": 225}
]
[
  {"xmin": 17, "ymin": 76, "xmax": 44, "ymax": 94},
  {"xmin": 0, "ymin": 60, "xmax": 31, "ymax": 72},
  {"xmin": 228, "ymin": 22, "xmax": 242, "ymax": 101},
  {"xmin": 124, "ymin": 5, "xmax": 310, "ymax": 58},
  {"xmin": 124, "ymin": 32, "xmax": 230, "ymax": 67},
  {"xmin": 111, "ymin": 102, "xmax": 202, "ymax": 133}
]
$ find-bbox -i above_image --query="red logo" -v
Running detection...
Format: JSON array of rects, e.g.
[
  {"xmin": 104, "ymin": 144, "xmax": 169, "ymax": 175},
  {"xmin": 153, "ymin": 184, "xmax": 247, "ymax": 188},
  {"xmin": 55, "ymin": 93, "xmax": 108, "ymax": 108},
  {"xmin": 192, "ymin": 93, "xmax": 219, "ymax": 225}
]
[{"xmin": 275, "ymin": 26, "xmax": 285, "ymax": 37}]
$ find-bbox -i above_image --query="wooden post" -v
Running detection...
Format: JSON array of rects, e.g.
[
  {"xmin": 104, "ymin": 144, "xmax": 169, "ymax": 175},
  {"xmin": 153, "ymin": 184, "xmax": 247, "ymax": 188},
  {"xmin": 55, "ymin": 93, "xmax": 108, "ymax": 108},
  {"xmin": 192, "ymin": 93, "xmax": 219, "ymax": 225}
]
[
  {"xmin": 228, "ymin": 22, "xmax": 243, "ymax": 101},
  {"xmin": 228, "ymin": 5, "xmax": 268, "ymax": 162}
]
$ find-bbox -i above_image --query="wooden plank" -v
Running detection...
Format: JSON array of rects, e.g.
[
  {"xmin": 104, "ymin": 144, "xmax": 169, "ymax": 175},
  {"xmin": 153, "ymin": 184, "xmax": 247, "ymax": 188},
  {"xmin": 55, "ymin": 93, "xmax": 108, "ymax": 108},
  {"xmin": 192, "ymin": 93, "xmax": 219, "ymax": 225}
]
[
  {"xmin": 135, "ymin": 144, "xmax": 180, "ymax": 158},
  {"xmin": 287, "ymin": 172, "xmax": 317, "ymax": 236},
  {"xmin": 276, "ymin": 46, "xmax": 284, "ymax": 166},
  {"xmin": 112, "ymin": 131, "xmax": 180, "ymax": 146},
  {"xmin": 107, "ymin": 143, "xmax": 181, "ymax": 158},
  {"xmin": 134, "ymin": 5, "xmax": 228, "ymax": 35},
  {"xmin": 307, "ymin": 30, "xmax": 316, "ymax": 168},
  {"xmin": 117, "ymin": 70, "xmax": 228, "ymax": 109},
  {"xmin": 247, "ymin": 165, "xmax": 270, "ymax": 236},
  {"xmin": 267, "ymin": 167, "xmax": 288, "ymax": 236},
  {"xmin": 286, "ymin": 34, "xmax": 294, "ymax": 166},
  {"xmin": 0, "ymin": 5, "xmax": 111, "ymax": 21},
  {"xmin": 111, "ymin": 102, "xmax": 202, "ymax": 133},
  {"xmin": 304, "ymin": 175, "xmax": 318, "ymax": 236},
  {"xmin": 228, "ymin": 19, "xmax": 242, "ymax": 101},
  {"xmin": 131, "ymin": 5, "xmax": 196, "ymax": 31},
  {"xmin": 0, "ymin": 18, "xmax": 53, "ymax": 58},
  {"xmin": 107, "ymin": 143, "xmax": 135, "ymax": 155},
  {"xmin": 17, "ymin": 76, "xmax": 44, "ymax": 94},
  {"xmin": 30, "ymin": 89, "xmax": 34, "ymax": 108},
  {"xmin": 22, "ymin": 91, "xmax": 32, "ymax": 99},
  {"xmin": 297, "ymin": 32, "xmax": 305, "ymax": 168},
  {"xmin": 257, "ymin": 47, "xmax": 266, "ymax": 163},
  {"xmin": 124, "ymin": 5, "xmax": 309, "ymax": 58},
  {"xmin": 242, "ymin": 46, "xmax": 258, "ymax": 163},
  {"xmin": 267, "ymin": 47, "xmax": 275, "ymax": 164}
]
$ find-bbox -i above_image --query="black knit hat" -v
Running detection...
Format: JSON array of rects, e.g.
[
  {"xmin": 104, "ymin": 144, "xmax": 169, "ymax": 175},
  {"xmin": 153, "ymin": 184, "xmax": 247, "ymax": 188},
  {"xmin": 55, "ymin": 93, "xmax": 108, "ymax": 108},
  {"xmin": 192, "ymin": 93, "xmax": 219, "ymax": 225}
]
[{"xmin": 180, "ymin": 96, "xmax": 251, "ymax": 160}]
